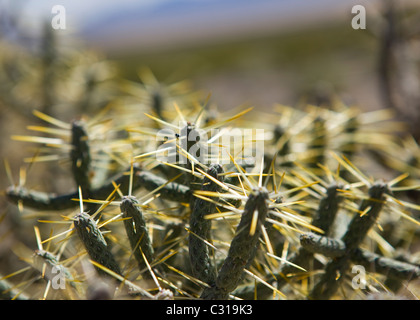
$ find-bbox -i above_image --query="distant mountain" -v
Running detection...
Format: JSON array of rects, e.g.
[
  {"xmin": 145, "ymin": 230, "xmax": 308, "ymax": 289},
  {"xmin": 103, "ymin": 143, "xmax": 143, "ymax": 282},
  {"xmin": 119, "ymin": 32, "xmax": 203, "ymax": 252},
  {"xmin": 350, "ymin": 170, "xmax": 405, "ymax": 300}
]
[
  {"xmin": 79, "ymin": 0, "xmax": 354, "ymax": 53},
  {"xmin": 1, "ymin": 0, "xmax": 376, "ymax": 53}
]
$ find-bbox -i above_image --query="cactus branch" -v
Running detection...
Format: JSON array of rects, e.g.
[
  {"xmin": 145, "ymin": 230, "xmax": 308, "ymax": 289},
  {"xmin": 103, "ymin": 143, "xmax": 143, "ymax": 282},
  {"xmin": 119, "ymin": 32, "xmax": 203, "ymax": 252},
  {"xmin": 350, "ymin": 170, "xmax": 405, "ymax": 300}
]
[
  {"xmin": 120, "ymin": 195, "xmax": 155, "ymax": 274},
  {"xmin": 310, "ymin": 181, "xmax": 389, "ymax": 300},
  {"xmin": 188, "ymin": 164, "xmax": 224, "ymax": 286},
  {"xmin": 201, "ymin": 187, "xmax": 269, "ymax": 299},
  {"xmin": 74, "ymin": 212, "xmax": 122, "ymax": 277}
]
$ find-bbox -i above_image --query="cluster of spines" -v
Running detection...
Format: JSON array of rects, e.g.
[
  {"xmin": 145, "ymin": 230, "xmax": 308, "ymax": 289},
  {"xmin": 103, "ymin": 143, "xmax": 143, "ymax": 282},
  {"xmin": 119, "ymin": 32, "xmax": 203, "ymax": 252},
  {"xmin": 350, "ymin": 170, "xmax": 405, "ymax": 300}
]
[
  {"xmin": 188, "ymin": 164, "xmax": 224, "ymax": 286},
  {"xmin": 309, "ymin": 181, "xmax": 389, "ymax": 299},
  {"xmin": 201, "ymin": 187, "xmax": 269, "ymax": 299},
  {"xmin": 3, "ymin": 66, "xmax": 420, "ymax": 301}
]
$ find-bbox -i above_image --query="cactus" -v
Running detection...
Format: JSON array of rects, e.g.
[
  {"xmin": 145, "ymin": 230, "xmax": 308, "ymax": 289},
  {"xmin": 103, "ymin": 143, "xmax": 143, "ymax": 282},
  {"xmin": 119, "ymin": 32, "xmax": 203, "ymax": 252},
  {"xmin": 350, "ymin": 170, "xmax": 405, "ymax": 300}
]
[
  {"xmin": 188, "ymin": 164, "xmax": 224, "ymax": 286},
  {"xmin": 2, "ymin": 35, "xmax": 420, "ymax": 301},
  {"xmin": 201, "ymin": 187, "xmax": 269, "ymax": 299},
  {"xmin": 120, "ymin": 195, "xmax": 155, "ymax": 275},
  {"xmin": 299, "ymin": 232, "xmax": 420, "ymax": 282},
  {"xmin": 73, "ymin": 211, "xmax": 122, "ymax": 278}
]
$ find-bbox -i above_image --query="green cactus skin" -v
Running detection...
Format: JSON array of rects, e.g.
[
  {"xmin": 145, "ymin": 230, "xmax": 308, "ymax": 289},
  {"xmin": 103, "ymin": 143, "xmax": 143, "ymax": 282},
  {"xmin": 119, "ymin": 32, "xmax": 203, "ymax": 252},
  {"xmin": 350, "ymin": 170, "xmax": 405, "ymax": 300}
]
[
  {"xmin": 6, "ymin": 187, "xmax": 84, "ymax": 211},
  {"xmin": 188, "ymin": 164, "xmax": 224, "ymax": 286},
  {"xmin": 6, "ymin": 165, "xmax": 191, "ymax": 211},
  {"xmin": 342, "ymin": 182, "xmax": 389, "ymax": 250},
  {"xmin": 311, "ymin": 184, "xmax": 344, "ymax": 236},
  {"xmin": 201, "ymin": 187, "xmax": 269, "ymax": 300},
  {"xmin": 299, "ymin": 232, "xmax": 420, "ymax": 282},
  {"xmin": 33, "ymin": 249, "xmax": 74, "ymax": 283},
  {"xmin": 300, "ymin": 233, "xmax": 346, "ymax": 258},
  {"xmin": 120, "ymin": 195, "xmax": 155, "ymax": 274},
  {"xmin": 234, "ymin": 183, "xmax": 344, "ymax": 299},
  {"xmin": 74, "ymin": 212, "xmax": 122, "ymax": 277},
  {"xmin": 351, "ymin": 248, "xmax": 420, "ymax": 282},
  {"xmin": 3, "ymin": 45, "xmax": 420, "ymax": 302},
  {"xmin": 0, "ymin": 276, "xmax": 29, "ymax": 300},
  {"xmin": 310, "ymin": 181, "xmax": 389, "ymax": 300},
  {"xmin": 70, "ymin": 120, "xmax": 92, "ymax": 194},
  {"xmin": 5, "ymin": 166, "xmax": 141, "ymax": 211},
  {"xmin": 308, "ymin": 116, "xmax": 327, "ymax": 170},
  {"xmin": 279, "ymin": 183, "xmax": 344, "ymax": 274}
]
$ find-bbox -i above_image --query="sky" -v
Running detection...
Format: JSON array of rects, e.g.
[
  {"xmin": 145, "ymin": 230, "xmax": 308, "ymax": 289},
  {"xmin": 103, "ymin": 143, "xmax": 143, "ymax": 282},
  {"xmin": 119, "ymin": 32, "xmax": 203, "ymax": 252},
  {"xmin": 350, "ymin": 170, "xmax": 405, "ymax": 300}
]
[{"xmin": 0, "ymin": 0, "xmax": 377, "ymax": 52}]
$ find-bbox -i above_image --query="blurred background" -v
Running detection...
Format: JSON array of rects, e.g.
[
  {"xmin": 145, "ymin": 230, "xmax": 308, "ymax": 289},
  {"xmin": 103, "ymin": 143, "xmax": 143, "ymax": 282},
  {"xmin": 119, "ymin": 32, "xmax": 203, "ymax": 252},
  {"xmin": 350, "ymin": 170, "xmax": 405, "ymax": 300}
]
[
  {"xmin": 2, "ymin": 0, "xmax": 416, "ymax": 111},
  {"xmin": 1, "ymin": 0, "xmax": 420, "ymax": 281}
]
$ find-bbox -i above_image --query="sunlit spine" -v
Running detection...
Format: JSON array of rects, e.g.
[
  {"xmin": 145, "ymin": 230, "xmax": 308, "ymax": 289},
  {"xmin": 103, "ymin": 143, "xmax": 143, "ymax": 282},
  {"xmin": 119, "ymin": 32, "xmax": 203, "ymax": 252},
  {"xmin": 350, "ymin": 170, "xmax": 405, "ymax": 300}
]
[
  {"xmin": 188, "ymin": 164, "xmax": 223, "ymax": 286},
  {"xmin": 201, "ymin": 187, "xmax": 269, "ymax": 300},
  {"xmin": 310, "ymin": 182, "xmax": 389, "ymax": 300}
]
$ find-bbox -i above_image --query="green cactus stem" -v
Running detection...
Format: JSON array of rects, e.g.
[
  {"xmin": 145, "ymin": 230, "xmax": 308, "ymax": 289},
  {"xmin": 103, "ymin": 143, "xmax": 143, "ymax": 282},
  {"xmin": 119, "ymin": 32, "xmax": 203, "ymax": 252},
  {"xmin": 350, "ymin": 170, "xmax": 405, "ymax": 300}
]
[
  {"xmin": 299, "ymin": 233, "xmax": 347, "ymax": 258},
  {"xmin": 201, "ymin": 187, "xmax": 269, "ymax": 300},
  {"xmin": 275, "ymin": 184, "xmax": 343, "ymax": 289},
  {"xmin": 300, "ymin": 232, "xmax": 420, "ymax": 282},
  {"xmin": 310, "ymin": 181, "xmax": 389, "ymax": 300},
  {"xmin": 6, "ymin": 165, "xmax": 191, "ymax": 211},
  {"xmin": 33, "ymin": 249, "xmax": 74, "ymax": 284},
  {"xmin": 235, "ymin": 183, "xmax": 344, "ymax": 299},
  {"xmin": 120, "ymin": 195, "xmax": 155, "ymax": 274},
  {"xmin": 74, "ymin": 212, "xmax": 122, "ymax": 277},
  {"xmin": 70, "ymin": 120, "xmax": 92, "ymax": 194},
  {"xmin": 308, "ymin": 116, "xmax": 327, "ymax": 170},
  {"xmin": 188, "ymin": 164, "xmax": 224, "ymax": 286},
  {"xmin": 0, "ymin": 276, "xmax": 29, "ymax": 300}
]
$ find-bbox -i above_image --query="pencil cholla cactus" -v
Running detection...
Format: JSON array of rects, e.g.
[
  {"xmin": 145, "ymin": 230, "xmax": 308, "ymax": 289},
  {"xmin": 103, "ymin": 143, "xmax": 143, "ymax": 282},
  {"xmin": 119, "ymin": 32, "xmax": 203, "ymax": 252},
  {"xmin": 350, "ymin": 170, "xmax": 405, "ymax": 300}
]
[{"xmin": 2, "ymin": 37, "xmax": 420, "ymax": 301}]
